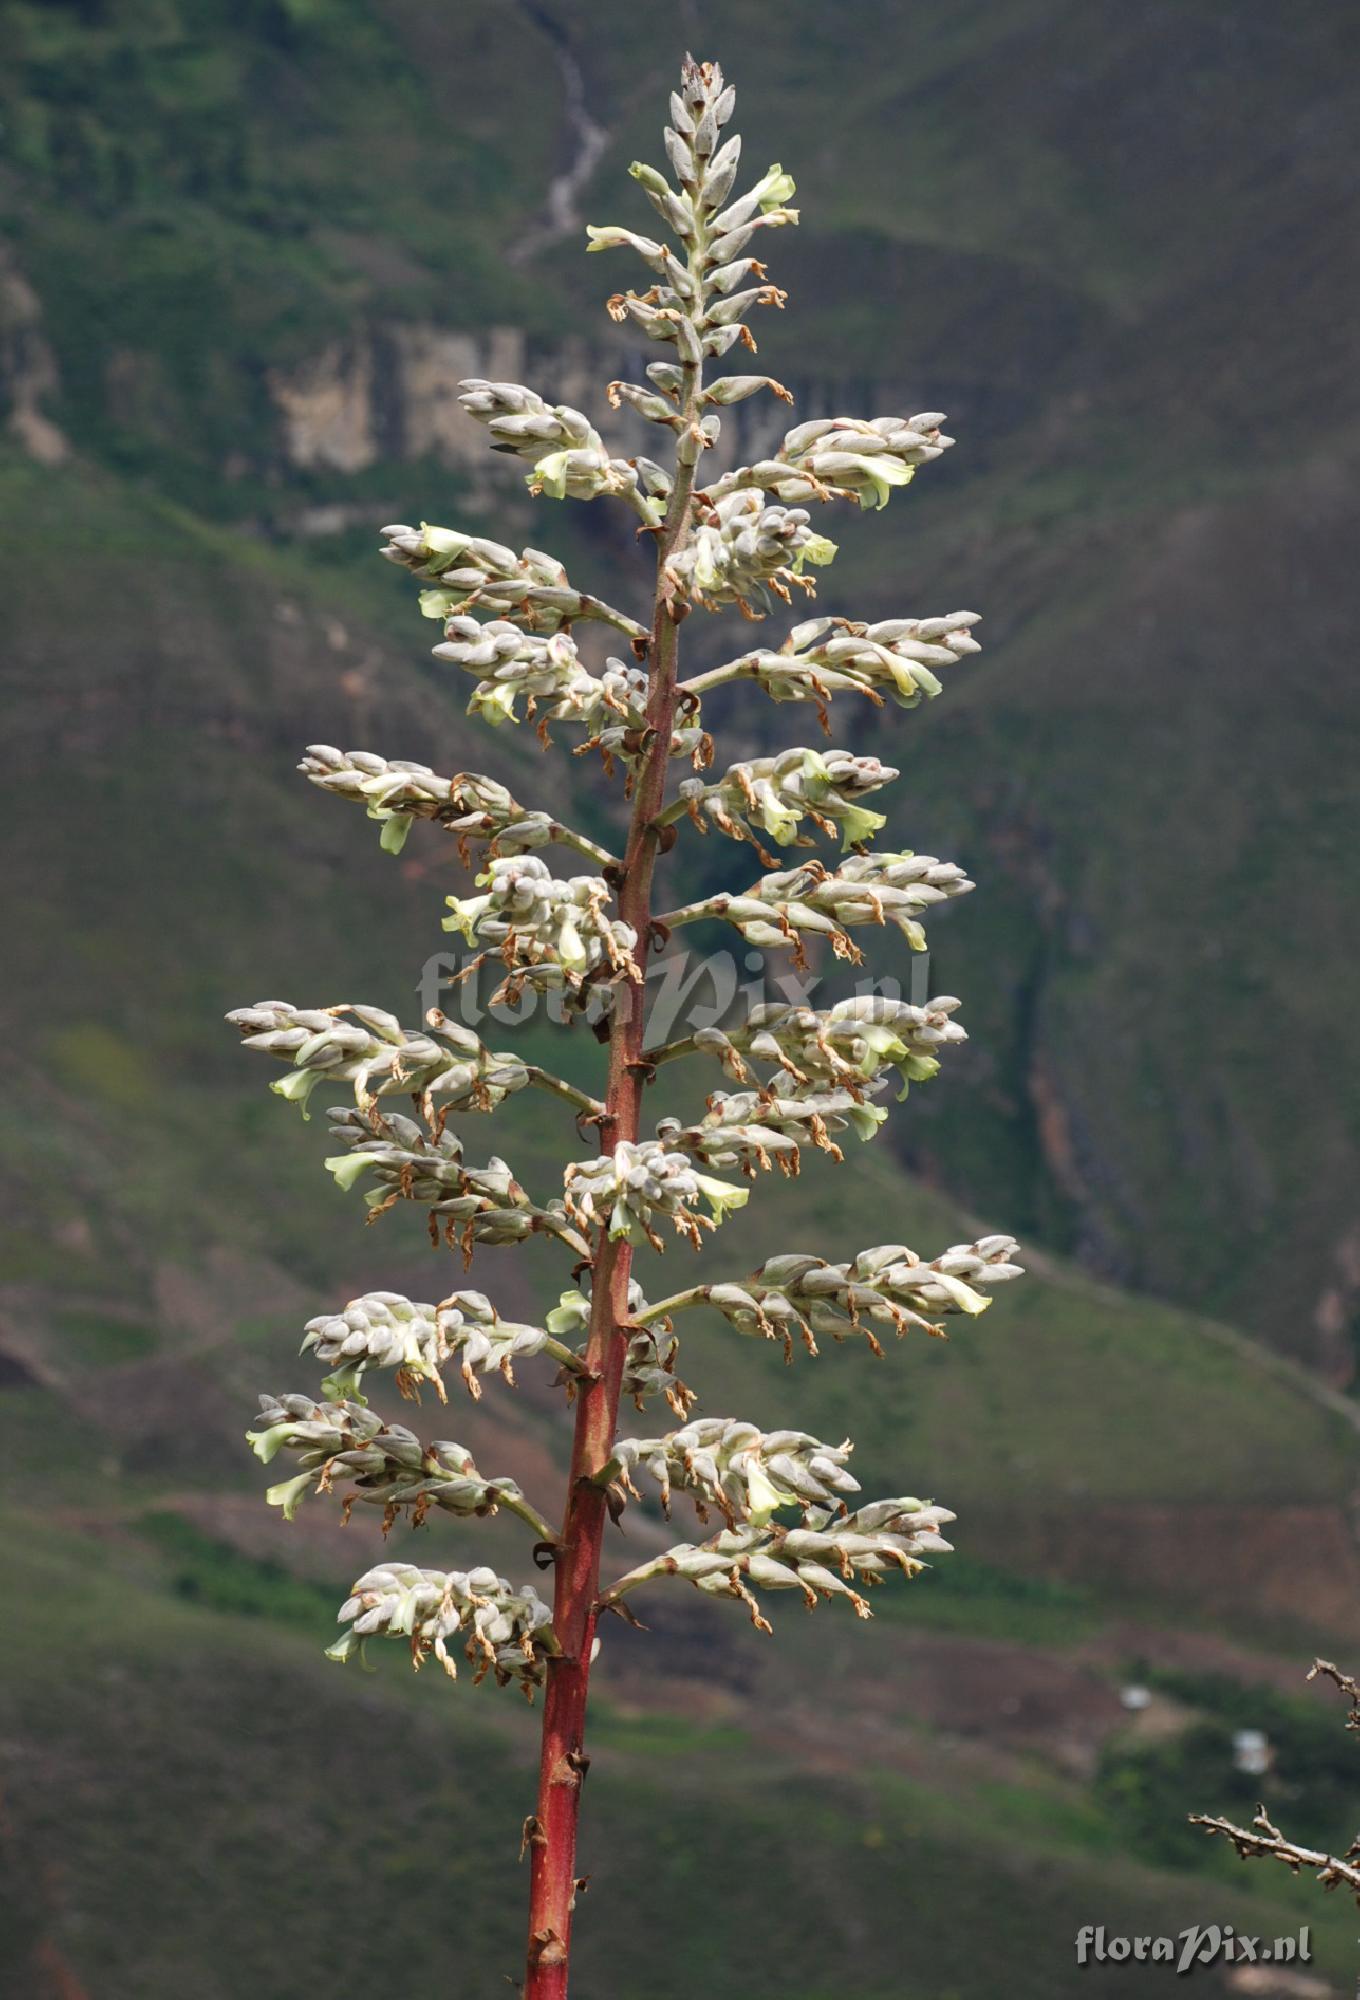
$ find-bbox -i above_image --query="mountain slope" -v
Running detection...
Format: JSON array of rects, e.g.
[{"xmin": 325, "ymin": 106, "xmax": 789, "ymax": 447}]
[
  {"xmin": 5, "ymin": 1510, "xmax": 1359, "ymax": 2000},
  {"xmin": 3, "ymin": 7, "xmax": 1359, "ymax": 1993},
  {"xmin": 2, "ymin": 448, "xmax": 1358, "ymax": 1995},
  {"xmin": 4, "ymin": 0, "xmax": 1357, "ymax": 1358}
]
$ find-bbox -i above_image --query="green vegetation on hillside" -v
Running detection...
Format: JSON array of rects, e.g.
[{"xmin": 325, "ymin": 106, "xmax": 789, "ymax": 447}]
[
  {"xmin": 5, "ymin": 2, "xmax": 1358, "ymax": 1352},
  {"xmin": 3, "ymin": 6, "xmax": 1358, "ymax": 1992},
  {"xmin": 2, "ymin": 1512, "xmax": 1355, "ymax": 1999}
]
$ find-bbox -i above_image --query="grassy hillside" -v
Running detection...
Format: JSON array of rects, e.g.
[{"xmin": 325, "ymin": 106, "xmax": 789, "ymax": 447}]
[
  {"xmin": 2, "ymin": 448, "xmax": 1357, "ymax": 1988},
  {"xmin": 5, "ymin": 0, "xmax": 1357, "ymax": 1359},
  {"xmin": 5, "ymin": 1511, "xmax": 1360, "ymax": 2000},
  {"xmin": 3, "ymin": 4, "xmax": 1359, "ymax": 1992}
]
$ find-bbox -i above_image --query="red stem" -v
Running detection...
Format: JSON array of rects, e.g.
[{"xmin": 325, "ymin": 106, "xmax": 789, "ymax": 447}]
[{"xmin": 523, "ymin": 363, "xmax": 701, "ymax": 1998}]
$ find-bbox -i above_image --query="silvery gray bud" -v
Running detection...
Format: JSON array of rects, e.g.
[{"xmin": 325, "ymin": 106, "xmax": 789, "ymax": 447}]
[
  {"xmin": 612, "ymin": 1415, "xmax": 858, "ymax": 1528},
  {"xmin": 380, "ymin": 525, "xmax": 647, "ymax": 644},
  {"xmin": 457, "ymin": 377, "xmax": 654, "ymax": 516},
  {"xmin": 443, "ymin": 856, "xmax": 641, "ymax": 999},
  {"xmin": 431, "ymin": 620, "xmax": 605, "ymax": 730},
  {"xmin": 246, "ymin": 1391, "xmax": 539, "ymax": 1533},
  {"xmin": 296, "ymin": 1289, "xmax": 562, "ymax": 1403},
  {"xmin": 698, "ymin": 851, "xmax": 974, "ymax": 962},
  {"xmin": 330, "ymin": 1561, "xmax": 557, "ymax": 1692},
  {"xmin": 627, "ymin": 160, "xmax": 695, "ymax": 239},
  {"xmin": 620, "ymin": 1326, "xmax": 696, "ymax": 1420},
  {"xmin": 702, "ymin": 373, "xmax": 793, "ymax": 407},
  {"xmin": 667, "ymin": 490, "xmax": 837, "ymax": 616},
  {"xmin": 655, "ymin": 1080, "xmax": 887, "ymax": 1181},
  {"xmin": 320, "ymin": 1106, "xmax": 545, "ymax": 1253},
  {"xmin": 563, "ymin": 656, "xmax": 712, "ymax": 774},
  {"xmin": 704, "ymin": 1234, "xmax": 1024, "ymax": 1355},
  {"xmin": 704, "ymin": 412, "xmax": 953, "ymax": 513},
  {"xmin": 563, "ymin": 1139, "xmax": 748, "ymax": 1251},
  {"xmin": 680, "ymin": 745, "xmax": 897, "ymax": 857},
  {"xmin": 702, "ymin": 132, "xmax": 742, "ymax": 210},
  {"xmin": 680, "ymin": 995, "xmax": 966, "ymax": 1104},
  {"xmin": 227, "ymin": 999, "xmax": 528, "ymax": 1120},
  {"xmin": 606, "ymin": 1491, "xmax": 955, "ymax": 1631},
  {"xmin": 727, "ymin": 609, "xmax": 981, "ymax": 712},
  {"xmin": 607, "ymin": 380, "xmax": 685, "ymax": 430}
]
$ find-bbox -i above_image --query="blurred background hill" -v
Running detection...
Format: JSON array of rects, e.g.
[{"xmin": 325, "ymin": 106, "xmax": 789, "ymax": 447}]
[{"xmin": 2, "ymin": 3, "xmax": 1358, "ymax": 1994}]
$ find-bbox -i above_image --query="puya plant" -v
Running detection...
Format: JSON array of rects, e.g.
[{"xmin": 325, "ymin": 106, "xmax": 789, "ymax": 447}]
[{"xmin": 229, "ymin": 57, "xmax": 1023, "ymax": 1997}]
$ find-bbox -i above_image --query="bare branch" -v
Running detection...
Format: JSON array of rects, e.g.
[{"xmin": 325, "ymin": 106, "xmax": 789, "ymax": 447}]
[
  {"xmin": 1308, "ymin": 1657, "xmax": 1360, "ymax": 1731},
  {"xmin": 1189, "ymin": 1806, "xmax": 1360, "ymax": 1902},
  {"xmin": 1190, "ymin": 1657, "xmax": 1360, "ymax": 1904}
]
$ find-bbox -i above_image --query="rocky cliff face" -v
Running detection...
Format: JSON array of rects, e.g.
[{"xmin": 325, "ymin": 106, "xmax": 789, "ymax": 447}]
[
  {"xmin": 5, "ymin": 277, "xmax": 1356, "ymax": 1379},
  {"xmin": 0, "ymin": 249, "xmax": 69, "ymax": 468},
  {"xmin": 269, "ymin": 321, "xmax": 887, "ymax": 483},
  {"xmin": 3, "ymin": 0, "xmax": 1357, "ymax": 1380}
]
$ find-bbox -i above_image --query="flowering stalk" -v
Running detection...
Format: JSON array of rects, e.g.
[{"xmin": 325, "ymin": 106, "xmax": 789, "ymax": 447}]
[
  {"xmin": 520, "ymin": 263, "xmax": 701, "ymax": 2000},
  {"xmin": 228, "ymin": 55, "xmax": 1025, "ymax": 1998}
]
